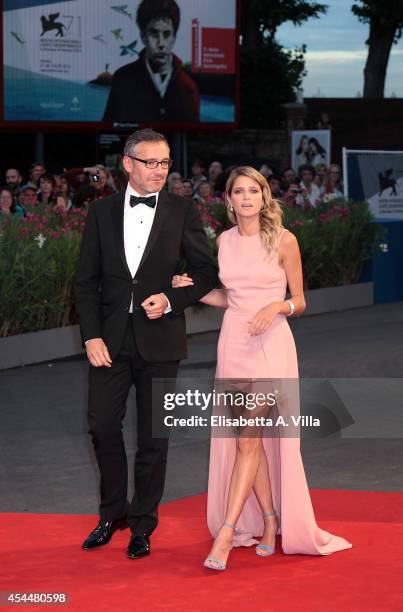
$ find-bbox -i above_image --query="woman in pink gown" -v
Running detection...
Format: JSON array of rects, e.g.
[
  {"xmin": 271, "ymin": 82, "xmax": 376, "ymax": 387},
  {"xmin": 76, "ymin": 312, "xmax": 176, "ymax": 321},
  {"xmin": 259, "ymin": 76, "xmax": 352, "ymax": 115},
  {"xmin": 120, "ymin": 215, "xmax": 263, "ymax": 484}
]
[{"xmin": 174, "ymin": 166, "xmax": 352, "ymax": 569}]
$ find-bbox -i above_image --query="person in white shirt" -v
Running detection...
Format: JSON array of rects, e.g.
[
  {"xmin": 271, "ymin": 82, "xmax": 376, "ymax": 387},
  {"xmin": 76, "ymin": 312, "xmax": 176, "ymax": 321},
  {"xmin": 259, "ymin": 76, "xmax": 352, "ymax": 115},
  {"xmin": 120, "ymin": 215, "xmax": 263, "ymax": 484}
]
[
  {"xmin": 298, "ymin": 164, "xmax": 321, "ymax": 209},
  {"xmin": 75, "ymin": 128, "xmax": 217, "ymax": 560}
]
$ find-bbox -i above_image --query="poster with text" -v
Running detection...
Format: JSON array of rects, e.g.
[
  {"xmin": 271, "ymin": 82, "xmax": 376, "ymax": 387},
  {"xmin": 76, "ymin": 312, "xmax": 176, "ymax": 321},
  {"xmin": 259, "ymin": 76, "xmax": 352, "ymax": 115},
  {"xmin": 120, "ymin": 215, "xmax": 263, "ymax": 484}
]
[
  {"xmin": 2, "ymin": 0, "xmax": 237, "ymax": 125},
  {"xmin": 343, "ymin": 149, "xmax": 403, "ymax": 220}
]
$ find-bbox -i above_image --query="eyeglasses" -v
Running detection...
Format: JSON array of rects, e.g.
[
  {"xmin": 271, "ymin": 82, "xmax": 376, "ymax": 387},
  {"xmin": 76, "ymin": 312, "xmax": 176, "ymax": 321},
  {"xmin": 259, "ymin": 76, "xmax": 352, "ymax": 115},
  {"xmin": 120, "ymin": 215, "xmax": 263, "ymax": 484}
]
[{"xmin": 126, "ymin": 155, "xmax": 173, "ymax": 169}]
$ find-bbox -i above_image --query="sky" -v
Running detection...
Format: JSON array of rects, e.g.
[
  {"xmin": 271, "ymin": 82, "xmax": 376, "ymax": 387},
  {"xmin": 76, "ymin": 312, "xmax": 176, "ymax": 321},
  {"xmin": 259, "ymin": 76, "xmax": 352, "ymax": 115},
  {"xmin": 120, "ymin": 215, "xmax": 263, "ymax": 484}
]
[{"xmin": 276, "ymin": 0, "xmax": 403, "ymax": 97}]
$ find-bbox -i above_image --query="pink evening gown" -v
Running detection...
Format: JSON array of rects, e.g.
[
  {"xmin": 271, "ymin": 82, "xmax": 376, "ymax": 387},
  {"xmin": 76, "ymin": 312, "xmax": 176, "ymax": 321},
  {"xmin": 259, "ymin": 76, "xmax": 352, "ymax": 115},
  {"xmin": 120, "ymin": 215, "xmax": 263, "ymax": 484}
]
[{"xmin": 207, "ymin": 226, "xmax": 352, "ymax": 555}]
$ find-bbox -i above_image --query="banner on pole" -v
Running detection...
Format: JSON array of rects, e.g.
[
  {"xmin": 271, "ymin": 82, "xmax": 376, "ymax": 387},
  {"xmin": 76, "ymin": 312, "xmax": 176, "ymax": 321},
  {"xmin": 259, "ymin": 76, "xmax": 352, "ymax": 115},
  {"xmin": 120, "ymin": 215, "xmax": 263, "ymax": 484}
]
[{"xmin": 343, "ymin": 149, "xmax": 403, "ymax": 220}]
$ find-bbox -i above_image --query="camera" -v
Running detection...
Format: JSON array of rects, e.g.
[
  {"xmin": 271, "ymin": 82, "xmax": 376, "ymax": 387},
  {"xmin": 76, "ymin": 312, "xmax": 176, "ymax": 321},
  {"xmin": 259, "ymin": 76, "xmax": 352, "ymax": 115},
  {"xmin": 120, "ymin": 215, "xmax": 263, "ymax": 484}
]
[{"xmin": 84, "ymin": 171, "xmax": 100, "ymax": 182}]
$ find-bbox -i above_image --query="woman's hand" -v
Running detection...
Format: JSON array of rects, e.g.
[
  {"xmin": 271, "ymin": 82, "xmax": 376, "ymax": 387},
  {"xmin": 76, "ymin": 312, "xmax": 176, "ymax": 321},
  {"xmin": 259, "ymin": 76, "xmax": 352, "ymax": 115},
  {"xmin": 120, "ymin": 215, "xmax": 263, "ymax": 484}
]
[
  {"xmin": 248, "ymin": 302, "xmax": 281, "ymax": 336},
  {"xmin": 172, "ymin": 273, "xmax": 194, "ymax": 288}
]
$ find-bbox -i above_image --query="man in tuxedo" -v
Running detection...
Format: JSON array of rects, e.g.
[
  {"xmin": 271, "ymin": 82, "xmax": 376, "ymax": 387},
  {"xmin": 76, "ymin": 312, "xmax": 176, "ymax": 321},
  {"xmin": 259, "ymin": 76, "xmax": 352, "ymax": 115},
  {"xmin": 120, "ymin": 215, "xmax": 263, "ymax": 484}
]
[
  {"xmin": 74, "ymin": 128, "xmax": 217, "ymax": 559},
  {"xmin": 103, "ymin": 0, "xmax": 200, "ymax": 123}
]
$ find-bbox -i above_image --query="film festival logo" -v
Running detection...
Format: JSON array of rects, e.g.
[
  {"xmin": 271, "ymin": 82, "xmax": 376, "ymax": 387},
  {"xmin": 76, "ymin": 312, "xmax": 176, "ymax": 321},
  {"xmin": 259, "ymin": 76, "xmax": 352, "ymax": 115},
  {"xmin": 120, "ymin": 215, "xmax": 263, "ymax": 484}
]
[
  {"xmin": 39, "ymin": 13, "xmax": 77, "ymax": 40},
  {"xmin": 39, "ymin": 12, "xmax": 81, "ymax": 55},
  {"xmin": 378, "ymin": 169, "xmax": 398, "ymax": 197},
  {"xmin": 40, "ymin": 13, "xmax": 66, "ymax": 38}
]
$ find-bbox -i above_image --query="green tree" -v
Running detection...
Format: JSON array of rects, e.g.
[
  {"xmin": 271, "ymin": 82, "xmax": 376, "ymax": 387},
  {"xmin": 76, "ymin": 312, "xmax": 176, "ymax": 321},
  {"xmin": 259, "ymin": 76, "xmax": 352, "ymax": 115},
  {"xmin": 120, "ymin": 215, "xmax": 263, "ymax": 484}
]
[
  {"xmin": 352, "ymin": 0, "xmax": 403, "ymax": 97},
  {"xmin": 240, "ymin": 0, "xmax": 327, "ymax": 127}
]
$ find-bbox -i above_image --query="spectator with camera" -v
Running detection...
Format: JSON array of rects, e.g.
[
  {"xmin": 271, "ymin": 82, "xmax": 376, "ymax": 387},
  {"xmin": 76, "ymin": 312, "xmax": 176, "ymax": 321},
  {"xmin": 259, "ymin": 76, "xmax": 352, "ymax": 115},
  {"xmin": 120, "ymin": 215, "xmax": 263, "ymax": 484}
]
[
  {"xmin": 93, "ymin": 165, "xmax": 115, "ymax": 199},
  {"xmin": 65, "ymin": 165, "xmax": 114, "ymax": 201},
  {"xmin": 282, "ymin": 182, "xmax": 303, "ymax": 208}
]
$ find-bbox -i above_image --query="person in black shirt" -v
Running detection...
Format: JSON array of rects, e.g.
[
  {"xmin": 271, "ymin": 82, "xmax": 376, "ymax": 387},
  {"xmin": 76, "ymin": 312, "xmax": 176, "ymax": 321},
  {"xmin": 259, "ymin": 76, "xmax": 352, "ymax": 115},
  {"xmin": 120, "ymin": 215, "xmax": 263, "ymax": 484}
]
[{"xmin": 103, "ymin": 0, "xmax": 200, "ymax": 124}]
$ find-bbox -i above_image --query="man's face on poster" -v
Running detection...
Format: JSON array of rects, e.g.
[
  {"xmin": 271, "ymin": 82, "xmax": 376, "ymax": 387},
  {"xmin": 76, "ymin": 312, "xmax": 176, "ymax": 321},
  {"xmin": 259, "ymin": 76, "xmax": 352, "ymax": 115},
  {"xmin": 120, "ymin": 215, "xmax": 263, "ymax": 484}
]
[{"xmin": 141, "ymin": 18, "xmax": 176, "ymax": 73}]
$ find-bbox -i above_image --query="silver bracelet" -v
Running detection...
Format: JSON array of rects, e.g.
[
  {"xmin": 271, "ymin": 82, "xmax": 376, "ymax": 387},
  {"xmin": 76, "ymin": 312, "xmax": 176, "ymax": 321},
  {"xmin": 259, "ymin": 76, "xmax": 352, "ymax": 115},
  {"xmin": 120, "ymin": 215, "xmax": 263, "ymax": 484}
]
[{"xmin": 286, "ymin": 300, "xmax": 295, "ymax": 317}]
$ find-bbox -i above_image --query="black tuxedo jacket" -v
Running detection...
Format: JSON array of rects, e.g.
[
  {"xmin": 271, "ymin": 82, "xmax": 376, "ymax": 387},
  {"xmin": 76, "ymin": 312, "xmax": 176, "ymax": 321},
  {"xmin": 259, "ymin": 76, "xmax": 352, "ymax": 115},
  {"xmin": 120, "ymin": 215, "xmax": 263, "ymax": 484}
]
[
  {"xmin": 103, "ymin": 50, "xmax": 200, "ymax": 123},
  {"xmin": 74, "ymin": 191, "xmax": 218, "ymax": 361}
]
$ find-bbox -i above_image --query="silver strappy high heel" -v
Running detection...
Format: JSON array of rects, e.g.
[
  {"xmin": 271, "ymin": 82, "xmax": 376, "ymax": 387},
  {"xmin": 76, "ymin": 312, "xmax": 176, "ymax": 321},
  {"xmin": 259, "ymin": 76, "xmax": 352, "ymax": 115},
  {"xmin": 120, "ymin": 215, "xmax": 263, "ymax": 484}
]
[
  {"xmin": 203, "ymin": 521, "xmax": 237, "ymax": 570},
  {"xmin": 256, "ymin": 510, "xmax": 277, "ymax": 557}
]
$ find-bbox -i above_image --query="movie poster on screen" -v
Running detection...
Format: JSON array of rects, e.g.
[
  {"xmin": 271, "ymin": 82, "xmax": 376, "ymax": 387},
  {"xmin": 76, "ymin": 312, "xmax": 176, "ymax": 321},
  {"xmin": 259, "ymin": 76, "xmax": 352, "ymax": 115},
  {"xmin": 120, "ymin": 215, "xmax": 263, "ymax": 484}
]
[{"xmin": 2, "ymin": 0, "xmax": 237, "ymax": 125}]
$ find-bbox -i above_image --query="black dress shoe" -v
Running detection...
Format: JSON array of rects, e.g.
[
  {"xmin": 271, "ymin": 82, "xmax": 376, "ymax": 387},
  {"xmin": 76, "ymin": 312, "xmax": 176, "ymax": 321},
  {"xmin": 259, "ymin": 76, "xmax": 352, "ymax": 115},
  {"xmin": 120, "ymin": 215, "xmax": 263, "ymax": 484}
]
[
  {"xmin": 127, "ymin": 534, "xmax": 150, "ymax": 559},
  {"xmin": 82, "ymin": 517, "xmax": 127, "ymax": 550}
]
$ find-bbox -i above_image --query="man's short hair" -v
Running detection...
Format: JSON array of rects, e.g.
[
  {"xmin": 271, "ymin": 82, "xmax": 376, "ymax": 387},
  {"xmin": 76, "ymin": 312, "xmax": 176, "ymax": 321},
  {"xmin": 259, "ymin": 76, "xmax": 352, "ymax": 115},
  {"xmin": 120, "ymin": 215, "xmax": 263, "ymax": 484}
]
[
  {"xmin": 298, "ymin": 164, "xmax": 315, "ymax": 176},
  {"xmin": 124, "ymin": 128, "xmax": 169, "ymax": 157},
  {"xmin": 30, "ymin": 162, "xmax": 45, "ymax": 172},
  {"xmin": 6, "ymin": 168, "xmax": 22, "ymax": 177},
  {"xmin": 137, "ymin": 0, "xmax": 180, "ymax": 35}
]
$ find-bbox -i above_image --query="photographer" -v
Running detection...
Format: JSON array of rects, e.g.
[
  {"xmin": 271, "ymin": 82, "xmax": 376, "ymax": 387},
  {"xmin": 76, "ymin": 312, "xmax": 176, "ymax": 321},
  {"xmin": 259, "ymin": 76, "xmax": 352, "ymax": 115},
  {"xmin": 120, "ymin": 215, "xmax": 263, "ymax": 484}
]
[
  {"xmin": 65, "ymin": 165, "xmax": 115, "ymax": 202},
  {"xmin": 282, "ymin": 181, "xmax": 303, "ymax": 208}
]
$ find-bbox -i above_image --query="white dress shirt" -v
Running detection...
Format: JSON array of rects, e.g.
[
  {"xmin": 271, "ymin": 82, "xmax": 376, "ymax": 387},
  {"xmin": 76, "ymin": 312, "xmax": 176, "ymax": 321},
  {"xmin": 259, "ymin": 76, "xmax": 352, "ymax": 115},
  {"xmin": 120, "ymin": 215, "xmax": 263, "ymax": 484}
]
[
  {"xmin": 85, "ymin": 185, "xmax": 170, "ymax": 344},
  {"xmin": 145, "ymin": 57, "xmax": 173, "ymax": 99},
  {"xmin": 124, "ymin": 183, "xmax": 171, "ymax": 313}
]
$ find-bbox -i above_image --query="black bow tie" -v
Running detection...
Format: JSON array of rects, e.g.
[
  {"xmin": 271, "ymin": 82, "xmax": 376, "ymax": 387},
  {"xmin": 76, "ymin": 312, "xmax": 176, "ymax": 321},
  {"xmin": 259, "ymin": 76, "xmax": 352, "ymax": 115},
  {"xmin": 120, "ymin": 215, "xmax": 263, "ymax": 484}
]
[{"xmin": 130, "ymin": 195, "xmax": 157, "ymax": 208}]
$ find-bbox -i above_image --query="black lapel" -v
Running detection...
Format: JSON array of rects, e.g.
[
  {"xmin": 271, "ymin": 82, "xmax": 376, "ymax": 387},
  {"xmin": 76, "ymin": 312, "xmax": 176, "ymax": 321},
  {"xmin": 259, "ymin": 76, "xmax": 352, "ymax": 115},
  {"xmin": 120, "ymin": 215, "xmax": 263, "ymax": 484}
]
[
  {"xmin": 111, "ymin": 193, "xmax": 131, "ymax": 278},
  {"xmin": 136, "ymin": 190, "xmax": 170, "ymax": 274}
]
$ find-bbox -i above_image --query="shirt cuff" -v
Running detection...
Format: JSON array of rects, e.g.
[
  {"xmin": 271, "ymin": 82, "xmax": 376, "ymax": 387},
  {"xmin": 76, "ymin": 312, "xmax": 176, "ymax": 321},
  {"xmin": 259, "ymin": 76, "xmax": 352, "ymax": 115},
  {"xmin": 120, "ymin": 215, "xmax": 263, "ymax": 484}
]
[{"xmin": 162, "ymin": 294, "xmax": 172, "ymax": 314}]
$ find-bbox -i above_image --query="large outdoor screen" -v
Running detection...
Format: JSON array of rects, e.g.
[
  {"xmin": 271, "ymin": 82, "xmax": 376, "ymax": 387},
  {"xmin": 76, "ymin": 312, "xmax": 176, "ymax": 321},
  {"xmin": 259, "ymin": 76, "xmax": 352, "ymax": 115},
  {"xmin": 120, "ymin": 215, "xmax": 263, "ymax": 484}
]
[{"xmin": 2, "ymin": 0, "xmax": 238, "ymax": 126}]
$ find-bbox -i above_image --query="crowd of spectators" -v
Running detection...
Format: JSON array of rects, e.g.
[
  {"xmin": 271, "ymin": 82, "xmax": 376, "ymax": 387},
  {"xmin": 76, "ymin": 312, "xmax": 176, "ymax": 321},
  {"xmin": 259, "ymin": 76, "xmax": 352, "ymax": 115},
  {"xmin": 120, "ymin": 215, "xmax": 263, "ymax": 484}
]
[
  {"xmin": 0, "ymin": 162, "xmax": 127, "ymax": 220},
  {"xmin": 164, "ymin": 158, "xmax": 344, "ymax": 211},
  {"xmin": 0, "ymin": 156, "xmax": 344, "ymax": 221}
]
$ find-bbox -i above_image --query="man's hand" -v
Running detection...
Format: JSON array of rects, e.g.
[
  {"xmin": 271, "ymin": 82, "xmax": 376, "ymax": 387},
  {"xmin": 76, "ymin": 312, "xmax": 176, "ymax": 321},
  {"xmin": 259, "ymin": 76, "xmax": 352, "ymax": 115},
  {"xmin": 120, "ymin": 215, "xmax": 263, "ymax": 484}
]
[
  {"xmin": 141, "ymin": 293, "xmax": 168, "ymax": 319},
  {"xmin": 86, "ymin": 338, "xmax": 112, "ymax": 367}
]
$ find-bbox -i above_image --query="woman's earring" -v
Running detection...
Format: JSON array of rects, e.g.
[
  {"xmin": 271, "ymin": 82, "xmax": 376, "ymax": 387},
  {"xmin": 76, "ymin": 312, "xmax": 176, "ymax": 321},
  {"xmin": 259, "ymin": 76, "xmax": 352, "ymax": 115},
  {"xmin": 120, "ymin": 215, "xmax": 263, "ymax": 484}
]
[{"xmin": 229, "ymin": 205, "xmax": 234, "ymax": 212}]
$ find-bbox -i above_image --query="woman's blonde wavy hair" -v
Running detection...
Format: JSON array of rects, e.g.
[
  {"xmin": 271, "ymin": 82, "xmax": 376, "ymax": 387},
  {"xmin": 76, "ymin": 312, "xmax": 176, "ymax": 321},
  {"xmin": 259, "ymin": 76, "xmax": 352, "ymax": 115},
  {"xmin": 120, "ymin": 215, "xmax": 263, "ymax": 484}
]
[{"xmin": 225, "ymin": 166, "xmax": 283, "ymax": 252}]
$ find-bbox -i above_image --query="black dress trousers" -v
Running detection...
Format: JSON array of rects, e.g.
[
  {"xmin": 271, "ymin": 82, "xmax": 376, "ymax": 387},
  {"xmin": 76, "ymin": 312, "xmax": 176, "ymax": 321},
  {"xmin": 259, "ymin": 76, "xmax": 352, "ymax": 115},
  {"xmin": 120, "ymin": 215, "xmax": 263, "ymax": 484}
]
[{"xmin": 87, "ymin": 317, "xmax": 178, "ymax": 535}]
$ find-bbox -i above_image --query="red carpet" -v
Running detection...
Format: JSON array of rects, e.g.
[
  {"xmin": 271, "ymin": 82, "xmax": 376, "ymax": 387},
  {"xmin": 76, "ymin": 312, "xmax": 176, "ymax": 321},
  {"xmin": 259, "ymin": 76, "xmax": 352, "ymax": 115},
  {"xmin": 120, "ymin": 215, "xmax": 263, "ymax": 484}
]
[{"xmin": 1, "ymin": 490, "xmax": 403, "ymax": 611}]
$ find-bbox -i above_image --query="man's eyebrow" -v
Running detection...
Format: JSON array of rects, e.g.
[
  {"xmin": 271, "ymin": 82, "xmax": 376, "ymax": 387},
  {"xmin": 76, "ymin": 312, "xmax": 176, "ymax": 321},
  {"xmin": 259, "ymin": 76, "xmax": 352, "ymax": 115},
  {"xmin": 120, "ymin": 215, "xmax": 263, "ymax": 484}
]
[{"xmin": 148, "ymin": 27, "xmax": 172, "ymax": 34}]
